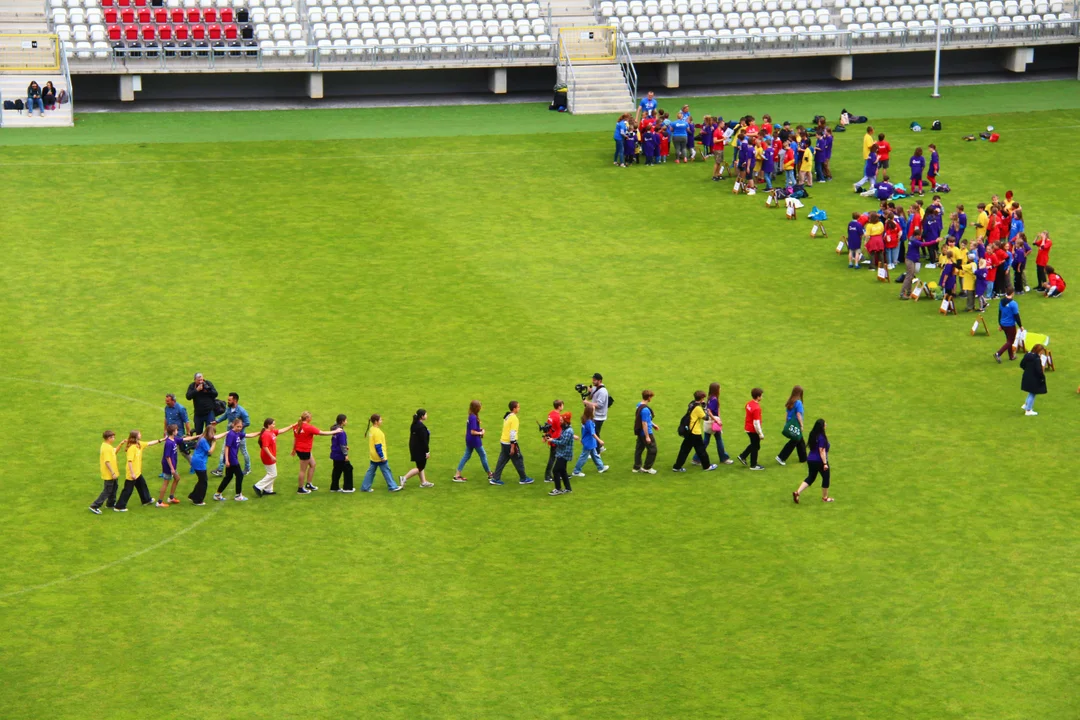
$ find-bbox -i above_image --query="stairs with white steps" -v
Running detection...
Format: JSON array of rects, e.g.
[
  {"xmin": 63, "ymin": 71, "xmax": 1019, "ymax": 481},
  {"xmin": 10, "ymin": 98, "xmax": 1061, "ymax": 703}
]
[
  {"xmin": 563, "ymin": 62, "xmax": 633, "ymax": 115},
  {"xmin": 0, "ymin": 75, "xmax": 73, "ymax": 128},
  {"xmin": 546, "ymin": 0, "xmax": 603, "ymax": 28},
  {"xmin": 0, "ymin": 1, "xmax": 50, "ymax": 33}
]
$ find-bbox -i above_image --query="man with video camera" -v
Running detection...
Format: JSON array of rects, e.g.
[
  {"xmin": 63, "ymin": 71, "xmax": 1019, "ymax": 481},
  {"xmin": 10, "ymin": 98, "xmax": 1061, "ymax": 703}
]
[
  {"xmin": 578, "ymin": 373, "xmax": 610, "ymax": 438},
  {"xmin": 185, "ymin": 372, "xmax": 219, "ymax": 434}
]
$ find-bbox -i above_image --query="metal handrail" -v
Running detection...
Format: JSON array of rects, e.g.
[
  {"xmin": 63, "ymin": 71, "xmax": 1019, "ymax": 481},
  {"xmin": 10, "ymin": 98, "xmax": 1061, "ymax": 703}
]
[
  {"xmin": 615, "ymin": 30, "xmax": 636, "ymax": 107},
  {"xmin": 558, "ymin": 34, "xmax": 576, "ymax": 112}
]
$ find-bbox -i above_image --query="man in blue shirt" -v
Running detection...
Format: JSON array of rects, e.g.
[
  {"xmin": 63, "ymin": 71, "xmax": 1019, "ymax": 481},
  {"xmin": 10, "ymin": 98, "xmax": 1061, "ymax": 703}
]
[
  {"xmin": 994, "ymin": 290, "xmax": 1024, "ymax": 363},
  {"xmin": 637, "ymin": 91, "xmax": 657, "ymax": 122},
  {"xmin": 212, "ymin": 392, "xmax": 252, "ymax": 476},
  {"xmin": 633, "ymin": 390, "xmax": 658, "ymax": 474},
  {"xmin": 163, "ymin": 393, "xmax": 192, "ymax": 475}
]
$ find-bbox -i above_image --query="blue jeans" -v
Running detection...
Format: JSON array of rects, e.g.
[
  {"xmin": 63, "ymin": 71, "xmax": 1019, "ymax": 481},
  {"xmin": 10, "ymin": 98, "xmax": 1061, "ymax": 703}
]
[
  {"xmin": 193, "ymin": 411, "xmax": 215, "ymax": 434},
  {"xmin": 27, "ymin": 97, "xmax": 44, "ymax": 113},
  {"xmin": 216, "ymin": 436, "xmax": 251, "ymax": 473},
  {"xmin": 573, "ymin": 446, "xmax": 603, "ymax": 474},
  {"xmin": 886, "ymin": 247, "xmax": 900, "ymax": 265},
  {"xmin": 614, "ymin": 139, "xmax": 624, "ymax": 164},
  {"xmin": 361, "ymin": 461, "xmax": 399, "ymax": 491},
  {"xmin": 1023, "ymin": 392, "xmax": 1037, "ymax": 411},
  {"xmin": 456, "ymin": 445, "xmax": 490, "ymax": 474},
  {"xmin": 785, "ymin": 169, "xmax": 795, "ymax": 186},
  {"xmin": 763, "ymin": 173, "xmax": 773, "ymax": 190},
  {"xmin": 695, "ymin": 431, "xmax": 730, "ymax": 463},
  {"xmin": 814, "ymin": 160, "xmax": 825, "ymax": 181}
]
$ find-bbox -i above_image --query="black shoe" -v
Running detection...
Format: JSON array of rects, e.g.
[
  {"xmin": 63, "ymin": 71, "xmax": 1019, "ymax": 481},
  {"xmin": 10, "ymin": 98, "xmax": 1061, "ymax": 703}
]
[
  {"xmin": 262, "ymin": 491, "xmax": 277, "ymax": 496},
  {"xmin": 297, "ymin": 487, "xmax": 311, "ymax": 494},
  {"xmin": 305, "ymin": 482, "xmax": 318, "ymax": 491},
  {"xmin": 253, "ymin": 486, "xmax": 263, "ymax": 497}
]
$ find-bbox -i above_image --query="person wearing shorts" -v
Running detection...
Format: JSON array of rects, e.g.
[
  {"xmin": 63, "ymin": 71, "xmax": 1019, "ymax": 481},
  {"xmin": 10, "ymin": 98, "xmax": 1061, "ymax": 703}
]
[
  {"xmin": 291, "ymin": 411, "xmax": 343, "ymax": 495},
  {"xmin": 401, "ymin": 408, "xmax": 433, "ymax": 488}
]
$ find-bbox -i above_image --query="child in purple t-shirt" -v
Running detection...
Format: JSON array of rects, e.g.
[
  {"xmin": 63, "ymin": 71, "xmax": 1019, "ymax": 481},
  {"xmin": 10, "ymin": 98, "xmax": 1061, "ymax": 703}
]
[
  {"xmin": 847, "ymin": 212, "xmax": 863, "ymax": 269},
  {"xmin": 453, "ymin": 401, "xmax": 492, "ymax": 483}
]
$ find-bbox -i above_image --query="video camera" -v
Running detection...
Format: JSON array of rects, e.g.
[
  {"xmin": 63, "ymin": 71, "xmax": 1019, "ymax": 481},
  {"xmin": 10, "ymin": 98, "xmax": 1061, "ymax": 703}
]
[
  {"xmin": 574, "ymin": 383, "xmax": 591, "ymax": 400},
  {"xmin": 536, "ymin": 420, "xmax": 553, "ymax": 435}
]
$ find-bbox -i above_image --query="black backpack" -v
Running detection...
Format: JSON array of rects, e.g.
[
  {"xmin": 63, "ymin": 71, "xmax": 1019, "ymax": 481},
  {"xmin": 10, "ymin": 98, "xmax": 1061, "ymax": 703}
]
[
  {"xmin": 676, "ymin": 402, "xmax": 695, "ymax": 438},
  {"xmin": 213, "ymin": 398, "xmax": 227, "ymax": 416},
  {"xmin": 14, "ymin": 99, "xmax": 24, "ymax": 111},
  {"xmin": 633, "ymin": 403, "xmax": 646, "ymax": 436}
]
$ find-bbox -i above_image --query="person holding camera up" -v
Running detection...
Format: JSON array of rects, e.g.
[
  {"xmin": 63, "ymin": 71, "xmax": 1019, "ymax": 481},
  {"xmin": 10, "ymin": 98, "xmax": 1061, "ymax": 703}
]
[
  {"xmin": 672, "ymin": 390, "xmax": 717, "ymax": 472},
  {"xmin": 543, "ymin": 399, "xmax": 565, "ymax": 484},
  {"xmin": 632, "ymin": 390, "xmax": 658, "ymax": 474},
  {"xmin": 185, "ymin": 373, "xmax": 219, "ymax": 434},
  {"xmin": 582, "ymin": 373, "xmax": 611, "ymax": 438},
  {"xmin": 490, "ymin": 401, "xmax": 533, "ymax": 486}
]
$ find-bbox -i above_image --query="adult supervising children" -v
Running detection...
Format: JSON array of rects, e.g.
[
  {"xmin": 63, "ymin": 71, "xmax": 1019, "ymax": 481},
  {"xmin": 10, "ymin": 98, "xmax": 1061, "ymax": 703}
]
[
  {"xmin": 994, "ymin": 289, "xmax": 1023, "ymax": 364},
  {"xmin": 792, "ymin": 419, "xmax": 833, "ymax": 503},
  {"xmin": 775, "ymin": 386, "xmax": 807, "ymax": 466},
  {"xmin": 185, "ymin": 373, "xmax": 219, "ymax": 433},
  {"xmin": 491, "ymin": 401, "xmax": 533, "ymax": 486},
  {"xmin": 633, "ymin": 390, "xmax": 658, "ymax": 474},
  {"xmin": 737, "ymin": 388, "xmax": 766, "ymax": 471},
  {"xmin": 163, "ymin": 393, "xmax": 192, "ymax": 469},
  {"xmin": 212, "ymin": 393, "xmax": 251, "ymax": 477},
  {"xmin": 1020, "ymin": 344, "xmax": 1048, "ymax": 416},
  {"xmin": 585, "ymin": 373, "xmax": 610, "ymax": 437}
]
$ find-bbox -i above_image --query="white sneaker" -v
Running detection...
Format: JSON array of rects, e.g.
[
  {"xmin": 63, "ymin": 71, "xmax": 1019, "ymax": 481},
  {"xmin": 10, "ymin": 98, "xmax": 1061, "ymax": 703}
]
[
  {"xmin": 775, "ymin": 456, "xmax": 786, "ymax": 466},
  {"xmin": 399, "ymin": 476, "xmax": 407, "ymax": 487},
  {"xmin": 213, "ymin": 493, "xmax": 225, "ymax": 501},
  {"xmin": 704, "ymin": 464, "xmax": 718, "ymax": 471},
  {"xmin": 598, "ymin": 465, "xmax": 609, "ymax": 473},
  {"xmin": 234, "ymin": 494, "xmax": 248, "ymax": 502},
  {"xmin": 644, "ymin": 468, "xmax": 657, "ymax": 475},
  {"xmin": 341, "ymin": 488, "xmax": 356, "ymax": 493},
  {"xmin": 632, "ymin": 468, "xmax": 642, "ymax": 473},
  {"xmin": 572, "ymin": 471, "xmax": 586, "ymax": 477},
  {"xmin": 420, "ymin": 481, "xmax": 434, "ymax": 488},
  {"xmin": 1025, "ymin": 410, "xmax": 1038, "ymax": 416}
]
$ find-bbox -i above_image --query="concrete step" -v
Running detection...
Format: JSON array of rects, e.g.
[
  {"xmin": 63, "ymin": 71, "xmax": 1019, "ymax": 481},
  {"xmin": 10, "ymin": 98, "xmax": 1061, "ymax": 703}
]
[{"xmin": 0, "ymin": 74, "xmax": 73, "ymax": 128}]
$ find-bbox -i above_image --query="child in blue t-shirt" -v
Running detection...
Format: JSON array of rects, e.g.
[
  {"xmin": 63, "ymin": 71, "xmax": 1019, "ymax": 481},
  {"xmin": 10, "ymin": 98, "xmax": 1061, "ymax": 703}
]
[{"xmin": 572, "ymin": 406, "xmax": 607, "ymax": 477}]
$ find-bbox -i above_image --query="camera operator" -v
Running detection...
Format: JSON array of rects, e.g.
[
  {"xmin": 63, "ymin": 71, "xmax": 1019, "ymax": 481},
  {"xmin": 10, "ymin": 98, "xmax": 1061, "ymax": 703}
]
[
  {"xmin": 543, "ymin": 399, "xmax": 565, "ymax": 483},
  {"xmin": 583, "ymin": 373, "xmax": 610, "ymax": 437},
  {"xmin": 185, "ymin": 372, "xmax": 219, "ymax": 434}
]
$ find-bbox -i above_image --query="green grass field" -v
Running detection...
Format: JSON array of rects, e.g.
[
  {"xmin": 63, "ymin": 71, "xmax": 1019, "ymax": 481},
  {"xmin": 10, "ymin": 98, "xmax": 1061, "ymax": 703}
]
[{"xmin": 1, "ymin": 79, "xmax": 1078, "ymax": 719}]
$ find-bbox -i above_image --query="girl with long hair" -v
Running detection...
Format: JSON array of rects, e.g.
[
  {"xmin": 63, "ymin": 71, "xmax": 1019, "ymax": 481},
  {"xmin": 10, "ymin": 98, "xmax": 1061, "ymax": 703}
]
[
  {"xmin": 214, "ymin": 417, "xmax": 250, "ymax": 502},
  {"xmin": 776, "ymin": 386, "xmax": 807, "ymax": 466},
  {"xmin": 571, "ymin": 402, "xmax": 607, "ymax": 477},
  {"xmin": 188, "ymin": 426, "xmax": 224, "ymax": 505},
  {"xmin": 292, "ymin": 411, "xmax": 343, "ymax": 495},
  {"xmin": 793, "ymin": 419, "xmax": 833, "ymax": 503},
  {"xmin": 1019, "ymin": 344, "xmax": 1048, "ymax": 416},
  {"xmin": 697, "ymin": 382, "xmax": 733, "ymax": 465},
  {"xmin": 402, "ymin": 408, "xmax": 433, "ymax": 488},
  {"xmin": 329, "ymin": 414, "xmax": 354, "ymax": 493},
  {"xmin": 114, "ymin": 430, "xmax": 166, "ymax": 511},
  {"xmin": 453, "ymin": 400, "xmax": 492, "ymax": 483},
  {"xmin": 361, "ymin": 414, "xmax": 402, "ymax": 492},
  {"xmin": 253, "ymin": 417, "xmax": 295, "ymax": 497}
]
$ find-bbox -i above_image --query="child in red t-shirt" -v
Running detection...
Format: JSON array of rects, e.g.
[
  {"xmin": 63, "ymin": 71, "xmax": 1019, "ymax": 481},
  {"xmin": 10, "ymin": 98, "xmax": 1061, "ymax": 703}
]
[
  {"xmin": 291, "ymin": 411, "xmax": 343, "ymax": 494},
  {"xmin": 737, "ymin": 388, "xmax": 765, "ymax": 470},
  {"xmin": 659, "ymin": 128, "xmax": 670, "ymax": 164}
]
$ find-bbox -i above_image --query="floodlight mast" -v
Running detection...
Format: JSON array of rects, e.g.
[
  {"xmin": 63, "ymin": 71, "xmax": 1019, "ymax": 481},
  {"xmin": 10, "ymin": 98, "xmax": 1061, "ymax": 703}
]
[{"xmin": 932, "ymin": 0, "xmax": 943, "ymax": 97}]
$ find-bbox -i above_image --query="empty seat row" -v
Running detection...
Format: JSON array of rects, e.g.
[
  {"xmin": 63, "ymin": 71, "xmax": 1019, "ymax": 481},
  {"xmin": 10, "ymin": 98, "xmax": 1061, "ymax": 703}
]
[
  {"xmin": 57, "ymin": 0, "xmax": 251, "ymax": 7},
  {"xmin": 600, "ymin": 0, "xmax": 825, "ymax": 13},
  {"xmin": 307, "ymin": 2, "xmax": 541, "ymax": 21},
  {"xmin": 62, "ymin": 6, "xmax": 243, "ymax": 22},
  {"xmin": 835, "ymin": 0, "xmax": 1063, "ymax": 9},
  {"xmin": 57, "ymin": 21, "xmax": 246, "ymax": 40}
]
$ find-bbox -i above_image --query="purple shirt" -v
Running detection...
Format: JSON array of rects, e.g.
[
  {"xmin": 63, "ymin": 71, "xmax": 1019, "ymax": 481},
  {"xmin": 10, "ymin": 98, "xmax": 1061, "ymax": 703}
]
[
  {"xmin": 225, "ymin": 430, "xmax": 242, "ymax": 466},
  {"xmin": 465, "ymin": 414, "xmax": 483, "ymax": 449},
  {"xmin": 824, "ymin": 134, "xmax": 833, "ymax": 160},
  {"xmin": 929, "ymin": 150, "xmax": 940, "ymax": 174},
  {"xmin": 160, "ymin": 437, "xmax": 179, "ymax": 474},
  {"xmin": 909, "ymin": 155, "xmax": 926, "ymax": 178},
  {"xmin": 907, "ymin": 238, "xmax": 933, "ymax": 262},
  {"xmin": 330, "ymin": 430, "xmax": 348, "ymax": 461},
  {"xmin": 808, "ymin": 433, "xmax": 830, "ymax": 463},
  {"xmin": 875, "ymin": 183, "xmax": 894, "ymax": 200},
  {"xmin": 762, "ymin": 147, "xmax": 775, "ymax": 173},
  {"xmin": 848, "ymin": 220, "xmax": 863, "ymax": 249}
]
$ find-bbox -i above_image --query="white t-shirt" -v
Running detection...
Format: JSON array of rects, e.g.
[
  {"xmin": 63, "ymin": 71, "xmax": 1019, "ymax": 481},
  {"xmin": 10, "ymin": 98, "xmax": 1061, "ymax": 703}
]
[{"xmin": 591, "ymin": 386, "xmax": 610, "ymax": 421}]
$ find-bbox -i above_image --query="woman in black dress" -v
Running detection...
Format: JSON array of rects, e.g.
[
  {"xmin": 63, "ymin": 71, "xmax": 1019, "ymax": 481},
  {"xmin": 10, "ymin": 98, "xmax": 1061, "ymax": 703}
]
[{"xmin": 401, "ymin": 408, "xmax": 432, "ymax": 488}]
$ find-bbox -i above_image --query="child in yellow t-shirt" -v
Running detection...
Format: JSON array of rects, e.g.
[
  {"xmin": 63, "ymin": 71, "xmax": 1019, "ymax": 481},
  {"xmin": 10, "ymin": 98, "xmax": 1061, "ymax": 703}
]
[
  {"xmin": 114, "ymin": 430, "xmax": 166, "ymax": 511},
  {"xmin": 89, "ymin": 430, "xmax": 120, "ymax": 514},
  {"xmin": 361, "ymin": 414, "xmax": 402, "ymax": 492}
]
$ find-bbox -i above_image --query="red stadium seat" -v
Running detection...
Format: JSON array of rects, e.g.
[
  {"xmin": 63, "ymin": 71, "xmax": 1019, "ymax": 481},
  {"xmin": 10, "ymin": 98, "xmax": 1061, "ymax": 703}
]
[
  {"xmin": 102, "ymin": 0, "xmax": 114, "ymax": 6},
  {"xmin": 224, "ymin": 23, "xmax": 238, "ymax": 39},
  {"xmin": 104, "ymin": 8, "xmax": 117, "ymax": 22},
  {"xmin": 142, "ymin": 25, "xmax": 156, "ymax": 40},
  {"xmin": 186, "ymin": 8, "xmax": 199, "ymax": 22},
  {"xmin": 207, "ymin": 23, "xmax": 221, "ymax": 39},
  {"xmin": 220, "ymin": 7, "xmax": 234, "ymax": 22},
  {"xmin": 174, "ymin": 24, "xmax": 189, "ymax": 40},
  {"xmin": 124, "ymin": 24, "xmax": 138, "ymax": 39},
  {"xmin": 134, "ymin": 0, "xmax": 146, "ymax": 6},
  {"xmin": 170, "ymin": 8, "xmax": 183, "ymax": 22},
  {"xmin": 121, "ymin": 8, "xmax": 134, "ymax": 22},
  {"xmin": 117, "ymin": 0, "xmax": 129, "ymax": 6},
  {"xmin": 158, "ymin": 24, "xmax": 172, "ymax": 40},
  {"xmin": 154, "ymin": 8, "xmax": 167, "ymax": 22},
  {"xmin": 191, "ymin": 24, "xmax": 205, "ymax": 39},
  {"xmin": 108, "ymin": 24, "xmax": 121, "ymax": 39},
  {"xmin": 137, "ymin": 8, "xmax": 150, "ymax": 22},
  {"xmin": 203, "ymin": 8, "xmax": 217, "ymax": 22}
]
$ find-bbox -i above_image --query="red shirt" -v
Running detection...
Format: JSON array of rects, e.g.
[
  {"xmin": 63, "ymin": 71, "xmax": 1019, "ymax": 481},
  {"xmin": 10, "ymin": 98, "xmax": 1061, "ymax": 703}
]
[
  {"xmin": 547, "ymin": 409, "xmax": 563, "ymax": 440},
  {"xmin": 876, "ymin": 140, "xmax": 891, "ymax": 161},
  {"xmin": 1048, "ymin": 273, "xmax": 1065, "ymax": 291},
  {"xmin": 293, "ymin": 422, "xmax": 320, "ymax": 452},
  {"xmin": 1036, "ymin": 237, "xmax": 1052, "ymax": 266},
  {"xmin": 743, "ymin": 400, "xmax": 762, "ymax": 432},
  {"xmin": 260, "ymin": 428, "xmax": 282, "ymax": 464},
  {"xmin": 885, "ymin": 225, "xmax": 900, "ymax": 249}
]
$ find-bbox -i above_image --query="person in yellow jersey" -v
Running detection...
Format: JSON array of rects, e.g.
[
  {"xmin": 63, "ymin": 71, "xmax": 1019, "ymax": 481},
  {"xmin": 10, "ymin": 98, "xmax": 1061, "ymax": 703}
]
[
  {"xmin": 89, "ymin": 430, "xmax": 120, "ymax": 514},
  {"xmin": 862, "ymin": 125, "xmax": 875, "ymax": 160},
  {"xmin": 672, "ymin": 390, "xmax": 717, "ymax": 472},
  {"xmin": 114, "ymin": 430, "xmax": 166, "ymax": 512},
  {"xmin": 490, "ymin": 400, "xmax": 533, "ymax": 486},
  {"xmin": 360, "ymin": 414, "xmax": 402, "ymax": 493}
]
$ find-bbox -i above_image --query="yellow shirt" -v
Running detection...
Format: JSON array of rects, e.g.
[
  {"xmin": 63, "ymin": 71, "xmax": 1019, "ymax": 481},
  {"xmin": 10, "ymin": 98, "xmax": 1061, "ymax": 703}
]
[
  {"xmin": 862, "ymin": 132, "xmax": 875, "ymax": 160},
  {"xmin": 961, "ymin": 261, "xmax": 977, "ymax": 290},
  {"xmin": 800, "ymin": 148, "xmax": 813, "ymax": 172},
  {"xmin": 500, "ymin": 413, "xmax": 519, "ymax": 444},
  {"xmin": 125, "ymin": 441, "xmax": 148, "ymax": 480},
  {"xmin": 865, "ymin": 221, "xmax": 885, "ymax": 237},
  {"xmin": 754, "ymin": 145, "xmax": 764, "ymax": 171},
  {"xmin": 976, "ymin": 211, "xmax": 989, "ymax": 238},
  {"xmin": 368, "ymin": 426, "xmax": 387, "ymax": 462},
  {"xmin": 99, "ymin": 441, "xmax": 118, "ymax": 480},
  {"xmin": 689, "ymin": 405, "xmax": 706, "ymax": 436}
]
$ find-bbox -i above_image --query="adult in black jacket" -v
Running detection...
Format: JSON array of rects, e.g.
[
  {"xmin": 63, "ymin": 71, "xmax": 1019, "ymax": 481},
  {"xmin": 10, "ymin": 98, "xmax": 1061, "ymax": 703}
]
[
  {"xmin": 42, "ymin": 81, "xmax": 57, "ymax": 109},
  {"xmin": 186, "ymin": 373, "xmax": 219, "ymax": 433},
  {"xmin": 1019, "ymin": 344, "xmax": 1048, "ymax": 416},
  {"xmin": 401, "ymin": 409, "xmax": 433, "ymax": 488}
]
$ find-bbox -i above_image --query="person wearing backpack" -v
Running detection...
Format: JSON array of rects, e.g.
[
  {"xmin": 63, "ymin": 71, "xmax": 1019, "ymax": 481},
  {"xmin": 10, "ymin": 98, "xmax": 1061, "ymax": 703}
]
[
  {"xmin": 672, "ymin": 390, "xmax": 717, "ymax": 473},
  {"xmin": 737, "ymin": 388, "xmax": 766, "ymax": 470},
  {"xmin": 632, "ymin": 390, "xmax": 658, "ymax": 474}
]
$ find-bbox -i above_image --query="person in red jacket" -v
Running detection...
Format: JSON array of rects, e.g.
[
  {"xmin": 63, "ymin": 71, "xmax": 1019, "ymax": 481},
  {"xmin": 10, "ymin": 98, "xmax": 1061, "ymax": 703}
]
[{"xmin": 543, "ymin": 399, "xmax": 565, "ymax": 483}]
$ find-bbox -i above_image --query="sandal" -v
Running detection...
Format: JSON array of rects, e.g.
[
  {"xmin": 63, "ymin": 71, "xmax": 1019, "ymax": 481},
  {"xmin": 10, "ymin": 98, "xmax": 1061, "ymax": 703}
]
[
  {"xmin": 822, "ymin": 497, "xmax": 834, "ymax": 502},
  {"xmin": 792, "ymin": 491, "xmax": 799, "ymax": 504}
]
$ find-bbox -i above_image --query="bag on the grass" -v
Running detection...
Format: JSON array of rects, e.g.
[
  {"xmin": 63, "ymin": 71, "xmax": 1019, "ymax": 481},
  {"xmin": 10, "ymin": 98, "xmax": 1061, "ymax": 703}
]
[
  {"xmin": 782, "ymin": 419, "xmax": 802, "ymax": 440},
  {"xmin": 833, "ymin": 124, "xmax": 846, "ymax": 132},
  {"xmin": 910, "ymin": 121, "xmax": 922, "ymax": 132},
  {"xmin": 808, "ymin": 206, "xmax": 827, "ymax": 221},
  {"xmin": 931, "ymin": 120, "xmax": 942, "ymax": 130},
  {"xmin": 790, "ymin": 185, "xmax": 809, "ymax": 199},
  {"xmin": 935, "ymin": 183, "xmax": 951, "ymax": 193}
]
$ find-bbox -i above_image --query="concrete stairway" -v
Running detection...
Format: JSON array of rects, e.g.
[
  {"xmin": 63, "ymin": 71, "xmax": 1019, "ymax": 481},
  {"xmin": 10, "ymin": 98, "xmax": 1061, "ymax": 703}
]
[
  {"xmin": 564, "ymin": 62, "xmax": 633, "ymax": 115},
  {"xmin": 0, "ymin": 75, "xmax": 74, "ymax": 127},
  {"xmin": 0, "ymin": 1, "xmax": 50, "ymax": 33},
  {"xmin": 547, "ymin": 0, "xmax": 602, "ymax": 28}
]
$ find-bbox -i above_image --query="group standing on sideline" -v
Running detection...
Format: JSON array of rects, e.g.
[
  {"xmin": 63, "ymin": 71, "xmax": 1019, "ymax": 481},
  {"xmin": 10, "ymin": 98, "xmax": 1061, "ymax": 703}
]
[{"xmin": 89, "ymin": 372, "xmax": 840, "ymax": 515}]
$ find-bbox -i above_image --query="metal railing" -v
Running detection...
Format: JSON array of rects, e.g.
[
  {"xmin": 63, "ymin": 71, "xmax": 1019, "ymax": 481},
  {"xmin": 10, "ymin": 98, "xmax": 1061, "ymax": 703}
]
[
  {"xmin": 615, "ymin": 30, "xmax": 637, "ymax": 107},
  {"xmin": 559, "ymin": 33, "xmax": 577, "ymax": 112},
  {"xmin": 618, "ymin": 18, "xmax": 1080, "ymax": 58}
]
